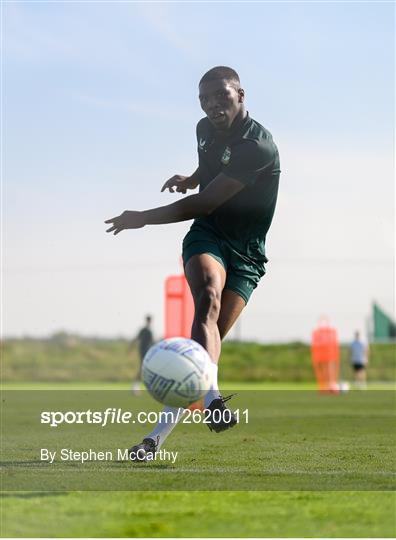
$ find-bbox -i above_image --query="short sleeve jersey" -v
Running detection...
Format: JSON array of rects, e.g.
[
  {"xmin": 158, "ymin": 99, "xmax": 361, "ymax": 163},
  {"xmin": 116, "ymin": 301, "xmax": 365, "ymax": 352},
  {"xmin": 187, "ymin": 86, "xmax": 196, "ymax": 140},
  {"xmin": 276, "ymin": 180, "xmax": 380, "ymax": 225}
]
[
  {"xmin": 194, "ymin": 113, "xmax": 280, "ymax": 262},
  {"xmin": 350, "ymin": 340, "xmax": 367, "ymax": 365}
]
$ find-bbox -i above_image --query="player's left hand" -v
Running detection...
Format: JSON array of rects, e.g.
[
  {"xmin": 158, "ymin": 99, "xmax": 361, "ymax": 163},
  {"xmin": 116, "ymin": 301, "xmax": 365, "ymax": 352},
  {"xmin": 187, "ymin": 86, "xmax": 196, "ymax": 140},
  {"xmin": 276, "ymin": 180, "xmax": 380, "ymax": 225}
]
[{"xmin": 105, "ymin": 211, "xmax": 146, "ymax": 235}]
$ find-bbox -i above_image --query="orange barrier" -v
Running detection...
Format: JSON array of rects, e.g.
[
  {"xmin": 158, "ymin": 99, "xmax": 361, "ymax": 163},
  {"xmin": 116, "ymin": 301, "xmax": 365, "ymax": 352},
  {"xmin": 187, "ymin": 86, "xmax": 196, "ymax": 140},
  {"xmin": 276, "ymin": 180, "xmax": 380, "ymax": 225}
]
[
  {"xmin": 311, "ymin": 321, "xmax": 340, "ymax": 393},
  {"xmin": 164, "ymin": 273, "xmax": 194, "ymax": 339}
]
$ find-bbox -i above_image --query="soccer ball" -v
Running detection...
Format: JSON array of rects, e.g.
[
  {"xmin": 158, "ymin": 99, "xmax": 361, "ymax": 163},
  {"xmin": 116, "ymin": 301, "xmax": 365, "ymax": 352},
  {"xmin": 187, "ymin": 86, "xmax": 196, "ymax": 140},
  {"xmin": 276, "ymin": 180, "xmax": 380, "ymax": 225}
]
[{"xmin": 142, "ymin": 337, "xmax": 213, "ymax": 407}]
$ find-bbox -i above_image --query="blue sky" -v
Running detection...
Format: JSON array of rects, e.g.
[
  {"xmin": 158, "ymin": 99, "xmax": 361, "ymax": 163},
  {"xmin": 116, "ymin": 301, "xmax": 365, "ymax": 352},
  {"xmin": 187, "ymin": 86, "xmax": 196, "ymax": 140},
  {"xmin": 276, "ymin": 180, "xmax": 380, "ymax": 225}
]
[{"xmin": 3, "ymin": 1, "xmax": 394, "ymax": 342}]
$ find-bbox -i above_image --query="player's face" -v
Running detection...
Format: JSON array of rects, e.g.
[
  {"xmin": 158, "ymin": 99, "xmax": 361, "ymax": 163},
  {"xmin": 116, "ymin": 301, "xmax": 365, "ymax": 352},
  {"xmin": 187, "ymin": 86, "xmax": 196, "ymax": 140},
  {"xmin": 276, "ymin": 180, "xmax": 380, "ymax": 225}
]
[{"xmin": 199, "ymin": 79, "xmax": 245, "ymax": 131}]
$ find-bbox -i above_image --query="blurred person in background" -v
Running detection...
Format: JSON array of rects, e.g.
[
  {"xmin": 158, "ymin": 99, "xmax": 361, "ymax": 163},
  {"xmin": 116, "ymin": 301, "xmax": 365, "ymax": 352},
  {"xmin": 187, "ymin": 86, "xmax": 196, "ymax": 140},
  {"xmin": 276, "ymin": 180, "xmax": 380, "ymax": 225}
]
[
  {"xmin": 130, "ymin": 315, "xmax": 154, "ymax": 393},
  {"xmin": 350, "ymin": 331, "xmax": 369, "ymax": 388}
]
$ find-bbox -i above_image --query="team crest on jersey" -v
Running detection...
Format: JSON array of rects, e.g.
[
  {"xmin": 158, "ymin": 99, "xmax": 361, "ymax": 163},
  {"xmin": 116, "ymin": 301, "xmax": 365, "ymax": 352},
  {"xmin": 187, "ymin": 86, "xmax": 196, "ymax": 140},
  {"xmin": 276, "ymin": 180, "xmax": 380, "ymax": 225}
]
[{"xmin": 221, "ymin": 146, "xmax": 231, "ymax": 165}]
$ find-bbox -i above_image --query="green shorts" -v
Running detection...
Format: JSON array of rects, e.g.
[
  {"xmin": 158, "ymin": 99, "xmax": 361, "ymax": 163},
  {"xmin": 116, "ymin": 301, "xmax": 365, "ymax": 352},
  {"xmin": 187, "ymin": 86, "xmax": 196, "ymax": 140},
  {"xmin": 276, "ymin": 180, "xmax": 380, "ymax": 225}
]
[{"xmin": 182, "ymin": 224, "xmax": 266, "ymax": 304}]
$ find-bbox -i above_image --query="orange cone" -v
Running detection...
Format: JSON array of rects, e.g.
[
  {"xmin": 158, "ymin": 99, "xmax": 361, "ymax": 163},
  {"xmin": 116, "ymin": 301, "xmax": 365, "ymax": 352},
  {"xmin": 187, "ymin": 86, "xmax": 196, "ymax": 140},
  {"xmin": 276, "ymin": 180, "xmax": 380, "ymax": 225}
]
[{"xmin": 311, "ymin": 319, "xmax": 340, "ymax": 393}]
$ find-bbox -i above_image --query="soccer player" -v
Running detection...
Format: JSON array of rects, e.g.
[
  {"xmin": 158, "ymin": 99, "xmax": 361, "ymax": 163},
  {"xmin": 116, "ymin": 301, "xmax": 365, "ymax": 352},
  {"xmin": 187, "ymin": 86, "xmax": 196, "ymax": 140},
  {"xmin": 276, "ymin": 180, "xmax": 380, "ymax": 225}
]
[
  {"xmin": 350, "ymin": 331, "xmax": 369, "ymax": 388},
  {"xmin": 105, "ymin": 66, "xmax": 280, "ymax": 461}
]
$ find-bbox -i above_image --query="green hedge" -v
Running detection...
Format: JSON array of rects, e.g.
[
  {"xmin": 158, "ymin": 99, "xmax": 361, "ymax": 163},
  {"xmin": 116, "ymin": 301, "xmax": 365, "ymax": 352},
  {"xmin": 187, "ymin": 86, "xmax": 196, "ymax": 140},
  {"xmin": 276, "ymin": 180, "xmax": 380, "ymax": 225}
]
[
  {"xmin": 220, "ymin": 341, "xmax": 395, "ymax": 382},
  {"xmin": 1, "ymin": 335, "xmax": 395, "ymax": 383}
]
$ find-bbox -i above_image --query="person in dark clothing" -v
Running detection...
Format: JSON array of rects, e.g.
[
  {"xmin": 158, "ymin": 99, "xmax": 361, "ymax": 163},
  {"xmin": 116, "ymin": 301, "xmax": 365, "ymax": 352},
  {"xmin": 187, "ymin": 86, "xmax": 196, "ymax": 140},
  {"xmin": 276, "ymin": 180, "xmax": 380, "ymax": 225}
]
[
  {"xmin": 131, "ymin": 315, "xmax": 154, "ymax": 392},
  {"xmin": 106, "ymin": 66, "xmax": 280, "ymax": 460}
]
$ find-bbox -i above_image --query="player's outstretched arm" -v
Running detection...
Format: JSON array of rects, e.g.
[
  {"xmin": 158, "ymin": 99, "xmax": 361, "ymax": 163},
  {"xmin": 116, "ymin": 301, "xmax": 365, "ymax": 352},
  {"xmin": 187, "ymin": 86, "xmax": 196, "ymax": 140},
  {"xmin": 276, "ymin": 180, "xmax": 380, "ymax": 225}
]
[{"xmin": 105, "ymin": 173, "xmax": 244, "ymax": 235}]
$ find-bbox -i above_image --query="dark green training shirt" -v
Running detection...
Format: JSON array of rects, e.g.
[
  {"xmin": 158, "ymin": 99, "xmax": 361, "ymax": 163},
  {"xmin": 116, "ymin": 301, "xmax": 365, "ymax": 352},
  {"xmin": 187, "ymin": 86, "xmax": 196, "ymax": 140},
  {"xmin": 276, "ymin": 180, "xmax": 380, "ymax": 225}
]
[{"xmin": 194, "ymin": 113, "xmax": 280, "ymax": 263}]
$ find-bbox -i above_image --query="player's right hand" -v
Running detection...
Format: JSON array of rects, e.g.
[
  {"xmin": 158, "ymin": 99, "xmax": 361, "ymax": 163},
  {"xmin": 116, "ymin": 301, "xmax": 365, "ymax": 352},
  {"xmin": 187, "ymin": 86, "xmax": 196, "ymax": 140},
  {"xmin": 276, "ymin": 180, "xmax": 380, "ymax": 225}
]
[{"xmin": 161, "ymin": 175, "xmax": 191, "ymax": 194}]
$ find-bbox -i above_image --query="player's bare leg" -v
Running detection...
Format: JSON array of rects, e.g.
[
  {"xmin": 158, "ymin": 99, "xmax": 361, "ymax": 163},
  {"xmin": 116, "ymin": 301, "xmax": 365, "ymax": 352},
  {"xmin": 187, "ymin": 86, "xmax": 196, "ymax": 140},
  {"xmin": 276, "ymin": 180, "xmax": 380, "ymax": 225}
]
[
  {"xmin": 184, "ymin": 253, "xmax": 226, "ymax": 363},
  {"xmin": 130, "ymin": 258, "xmax": 247, "ymax": 458},
  {"xmin": 200, "ymin": 289, "xmax": 246, "ymax": 431},
  {"xmin": 217, "ymin": 289, "xmax": 246, "ymax": 339},
  {"xmin": 355, "ymin": 366, "xmax": 367, "ymax": 389},
  {"xmin": 185, "ymin": 256, "xmax": 247, "ymax": 433},
  {"xmin": 129, "ymin": 254, "xmax": 227, "ymax": 459}
]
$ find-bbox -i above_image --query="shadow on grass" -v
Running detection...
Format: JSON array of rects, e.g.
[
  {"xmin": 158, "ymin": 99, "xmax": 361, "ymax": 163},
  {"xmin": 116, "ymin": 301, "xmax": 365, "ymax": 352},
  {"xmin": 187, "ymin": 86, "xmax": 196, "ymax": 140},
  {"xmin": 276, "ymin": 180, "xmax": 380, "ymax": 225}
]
[
  {"xmin": 114, "ymin": 460, "xmax": 175, "ymax": 470},
  {"xmin": 1, "ymin": 459, "xmax": 173, "ymax": 468},
  {"xmin": 1, "ymin": 492, "xmax": 68, "ymax": 499},
  {"xmin": 0, "ymin": 460, "xmax": 48, "ymax": 467}
]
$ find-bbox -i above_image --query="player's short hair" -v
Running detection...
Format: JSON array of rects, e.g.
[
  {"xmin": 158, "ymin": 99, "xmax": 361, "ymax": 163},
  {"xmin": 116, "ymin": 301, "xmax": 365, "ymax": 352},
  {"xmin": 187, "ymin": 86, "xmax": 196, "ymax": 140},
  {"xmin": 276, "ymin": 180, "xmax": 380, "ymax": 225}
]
[{"xmin": 199, "ymin": 66, "xmax": 240, "ymax": 88}]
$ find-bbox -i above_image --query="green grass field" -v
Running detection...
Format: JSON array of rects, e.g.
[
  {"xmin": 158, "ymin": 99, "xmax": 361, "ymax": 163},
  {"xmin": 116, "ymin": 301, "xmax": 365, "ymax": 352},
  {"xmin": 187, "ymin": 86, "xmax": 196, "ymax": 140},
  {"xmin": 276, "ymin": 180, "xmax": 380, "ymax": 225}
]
[
  {"xmin": 2, "ymin": 491, "xmax": 395, "ymax": 538},
  {"xmin": 2, "ymin": 338, "xmax": 395, "ymax": 536},
  {"xmin": 2, "ymin": 382, "xmax": 395, "ymax": 537}
]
